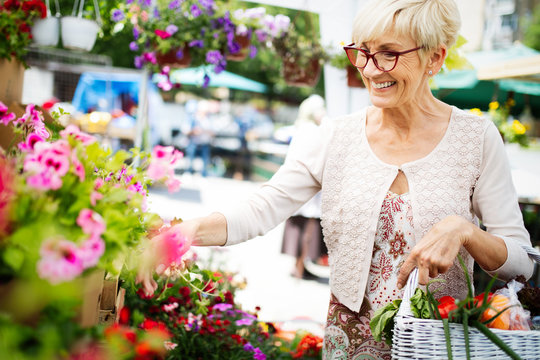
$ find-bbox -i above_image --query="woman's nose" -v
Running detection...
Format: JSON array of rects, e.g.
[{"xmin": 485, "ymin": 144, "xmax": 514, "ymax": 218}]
[{"xmin": 361, "ymin": 57, "xmax": 383, "ymax": 77}]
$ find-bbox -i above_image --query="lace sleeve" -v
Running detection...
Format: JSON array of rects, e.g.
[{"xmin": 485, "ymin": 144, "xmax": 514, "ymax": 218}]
[{"xmin": 471, "ymin": 121, "xmax": 534, "ymax": 280}]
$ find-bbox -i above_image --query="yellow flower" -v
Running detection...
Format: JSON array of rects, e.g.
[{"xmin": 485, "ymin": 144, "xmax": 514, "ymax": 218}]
[
  {"xmin": 512, "ymin": 120, "xmax": 526, "ymax": 135},
  {"xmin": 469, "ymin": 108, "xmax": 483, "ymax": 116},
  {"xmin": 339, "ymin": 41, "xmax": 345, "ymax": 46},
  {"xmin": 489, "ymin": 101, "xmax": 499, "ymax": 110}
]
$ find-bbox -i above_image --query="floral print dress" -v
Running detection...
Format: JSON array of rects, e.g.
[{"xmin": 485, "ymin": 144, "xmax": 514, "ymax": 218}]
[{"xmin": 323, "ymin": 191, "xmax": 415, "ymax": 360}]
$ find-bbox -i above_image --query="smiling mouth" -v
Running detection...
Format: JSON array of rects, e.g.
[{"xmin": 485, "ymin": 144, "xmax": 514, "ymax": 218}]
[{"xmin": 372, "ymin": 81, "xmax": 396, "ymax": 89}]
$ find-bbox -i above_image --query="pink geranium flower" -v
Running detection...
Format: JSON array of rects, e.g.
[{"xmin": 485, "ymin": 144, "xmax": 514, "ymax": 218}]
[
  {"xmin": 16, "ymin": 104, "xmax": 50, "ymax": 138},
  {"xmin": 17, "ymin": 132, "xmax": 45, "ymax": 152},
  {"xmin": 77, "ymin": 209, "xmax": 106, "ymax": 238},
  {"xmin": 146, "ymin": 145, "xmax": 183, "ymax": 193},
  {"xmin": 60, "ymin": 124, "xmax": 96, "ymax": 145},
  {"xmin": 79, "ymin": 237, "xmax": 105, "ymax": 268},
  {"xmin": 0, "ymin": 101, "xmax": 16, "ymax": 125},
  {"xmin": 37, "ymin": 238, "xmax": 84, "ymax": 284}
]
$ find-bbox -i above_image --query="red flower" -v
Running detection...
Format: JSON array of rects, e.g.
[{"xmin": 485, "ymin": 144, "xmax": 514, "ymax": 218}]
[
  {"xmin": 119, "ymin": 306, "xmax": 130, "ymax": 325},
  {"xmin": 22, "ymin": 0, "xmax": 47, "ymax": 18},
  {"xmin": 3, "ymin": 0, "xmax": 21, "ymax": 10}
]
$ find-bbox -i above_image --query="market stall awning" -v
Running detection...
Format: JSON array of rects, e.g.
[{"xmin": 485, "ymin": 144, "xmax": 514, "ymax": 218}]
[
  {"xmin": 431, "ymin": 44, "xmax": 540, "ymax": 113},
  {"xmin": 153, "ymin": 66, "xmax": 268, "ymax": 93}
]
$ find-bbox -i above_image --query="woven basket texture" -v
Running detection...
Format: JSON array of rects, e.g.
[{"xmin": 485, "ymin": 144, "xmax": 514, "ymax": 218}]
[{"xmin": 392, "ymin": 245, "xmax": 540, "ymax": 359}]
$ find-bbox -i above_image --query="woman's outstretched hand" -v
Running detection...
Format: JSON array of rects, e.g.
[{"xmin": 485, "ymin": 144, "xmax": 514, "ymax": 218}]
[
  {"xmin": 135, "ymin": 213, "xmax": 227, "ymax": 296},
  {"xmin": 397, "ymin": 215, "xmax": 472, "ymax": 289}
]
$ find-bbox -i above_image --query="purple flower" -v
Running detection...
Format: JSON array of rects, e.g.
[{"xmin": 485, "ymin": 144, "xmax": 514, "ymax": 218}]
[
  {"xmin": 111, "ymin": 9, "xmax": 124, "ymax": 22},
  {"xmin": 202, "ymin": 74, "xmax": 211, "ymax": 88},
  {"xmin": 228, "ymin": 41, "xmax": 240, "ymax": 55},
  {"xmin": 199, "ymin": 0, "xmax": 214, "ymax": 10},
  {"xmin": 243, "ymin": 343, "xmax": 254, "ymax": 352},
  {"xmin": 140, "ymin": 0, "xmax": 152, "ymax": 6},
  {"xmin": 253, "ymin": 348, "xmax": 266, "ymax": 360},
  {"xmin": 134, "ymin": 56, "xmax": 143, "ymax": 69},
  {"xmin": 129, "ymin": 41, "xmax": 139, "ymax": 51},
  {"xmin": 126, "ymin": 0, "xmax": 133, "ymax": 4},
  {"xmin": 166, "ymin": 24, "xmax": 178, "ymax": 35},
  {"xmin": 213, "ymin": 303, "xmax": 233, "ymax": 311},
  {"xmin": 235, "ymin": 317, "xmax": 255, "ymax": 326},
  {"xmin": 176, "ymin": 48, "xmax": 184, "ymax": 59},
  {"xmin": 169, "ymin": 0, "xmax": 181, "ymax": 9},
  {"xmin": 190, "ymin": 4, "xmax": 201, "ymax": 17},
  {"xmin": 189, "ymin": 39, "xmax": 204, "ymax": 48},
  {"xmin": 133, "ymin": 27, "xmax": 140, "ymax": 40},
  {"xmin": 255, "ymin": 29, "xmax": 267, "ymax": 43},
  {"xmin": 249, "ymin": 45, "xmax": 257, "ymax": 59}
]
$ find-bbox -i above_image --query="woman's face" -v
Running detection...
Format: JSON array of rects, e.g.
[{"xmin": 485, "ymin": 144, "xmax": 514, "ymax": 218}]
[{"xmin": 359, "ymin": 32, "xmax": 427, "ymax": 109}]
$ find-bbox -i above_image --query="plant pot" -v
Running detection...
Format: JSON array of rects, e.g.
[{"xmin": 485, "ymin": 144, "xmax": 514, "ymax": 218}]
[
  {"xmin": 346, "ymin": 65, "xmax": 365, "ymax": 88},
  {"xmin": 32, "ymin": 17, "xmax": 60, "ymax": 47},
  {"xmin": 61, "ymin": 16, "xmax": 99, "ymax": 51},
  {"xmin": 282, "ymin": 58, "xmax": 321, "ymax": 87},
  {"xmin": 156, "ymin": 46, "xmax": 192, "ymax": 68},
  {"xmin": 0, "ymin": 59, "xmax": 24, "ymax": 103},
  {"xmin": 226, "ymin": 34, "xmax": 251, "ymax": 61}
]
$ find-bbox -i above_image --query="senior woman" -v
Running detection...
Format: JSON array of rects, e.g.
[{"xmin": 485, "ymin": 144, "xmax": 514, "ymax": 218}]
[{"xmin": 139, "ymin": 0, "xmax": 535, "ymax": 358}]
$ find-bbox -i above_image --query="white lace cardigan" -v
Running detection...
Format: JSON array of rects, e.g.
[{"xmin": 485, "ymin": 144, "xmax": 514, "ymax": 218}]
[{"xmin": 220, "ymin": 106, "xmax": 534, "ymax": 312}]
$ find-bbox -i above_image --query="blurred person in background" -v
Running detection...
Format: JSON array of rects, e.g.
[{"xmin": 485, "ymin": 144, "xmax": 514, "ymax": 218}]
[
  {"xmin": 281, "ymin": 95, "xmax": 327, "ymax": 279},
  {"xmin": 183, "ymin": 100, "xmax": 215, "ymax": 177}
]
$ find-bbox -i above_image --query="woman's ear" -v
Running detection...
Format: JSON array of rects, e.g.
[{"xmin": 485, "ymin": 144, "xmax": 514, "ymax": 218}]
[{"xmin": 427, "ymin": 45, "xmax": 447, "ymax": 76}]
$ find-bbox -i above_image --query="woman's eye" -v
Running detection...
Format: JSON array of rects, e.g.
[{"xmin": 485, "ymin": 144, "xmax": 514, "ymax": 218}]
[{"xmin": 382, "ymin": 52, "xmax": 396, "ymax": 59}]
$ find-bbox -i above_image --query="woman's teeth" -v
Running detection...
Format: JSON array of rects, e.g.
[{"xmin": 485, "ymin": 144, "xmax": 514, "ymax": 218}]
[{"xmin": 372, "ymin": 81, "xmax": 396, "ymax": 89}]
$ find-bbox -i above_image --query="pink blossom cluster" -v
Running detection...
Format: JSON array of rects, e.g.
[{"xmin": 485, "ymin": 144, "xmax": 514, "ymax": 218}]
[
  {"xmin": 37, "ymin": 209, "xmax": 106, "ymax": 284},
  {"xmin": 146, "ymin": 145, "xmax": 182, "ymax": 193},
  {"xmin": 22, "ymin": 125, "xmax": 92, "ymax": 191},
  {"xmin": 151, "ymin": 224, "xmax": 192, "ymax": 272}
]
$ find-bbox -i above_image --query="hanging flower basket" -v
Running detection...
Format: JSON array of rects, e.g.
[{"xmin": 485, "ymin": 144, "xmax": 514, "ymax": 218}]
[
  {"xmin": 32, "ymin": 16, "xmax": 60, "ymax": 47},
  {"xmin": 282, "ymin": 58, "xmax": 321, "ymax": 87},
  {"xmin": 226, "ymin": 34, "xmax": 251, "ymax": 61},
  {"xmin": 155, "ymin": 46, "xmax": 192, "ymax": 69},
  {"xmin": 346, "ymin": 65, "xmax": 365, "ymax": 88}
]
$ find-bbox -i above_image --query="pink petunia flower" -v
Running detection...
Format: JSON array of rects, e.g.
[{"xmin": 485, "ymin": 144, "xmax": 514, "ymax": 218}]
[
  {"xmin": 155, "ymin": 29, "xmax": 172, "ymax": 39},
  {"xmin": 76, "ymin": 209, "xmax": 106, "ymax": 238},
  {"xmin": 147, "ymin": 145, "xmax": 183, "ymax": 193},
  {"xmin": 37, "ymin": 238, "xmax": 84, "ymax": 284}
]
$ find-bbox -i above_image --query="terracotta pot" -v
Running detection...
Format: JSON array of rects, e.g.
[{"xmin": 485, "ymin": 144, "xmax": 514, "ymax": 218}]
[
  {"xmin": 0, "ymin": 59, "xmax": 24, "ymax": 103},
  {"xmin": 346, "ymin": 65, "xmax": 365, "ymax": 88},
  {"xmin": 226, "ymin": 34, "xmax": 251, "ymax": 61},
  {"xmin": 282, "ymin": 58, "xmax": 321, "ymax": 87},
  {"xmin": 156, "ymin": 46, "xmax": 192, "ymax": 68}
]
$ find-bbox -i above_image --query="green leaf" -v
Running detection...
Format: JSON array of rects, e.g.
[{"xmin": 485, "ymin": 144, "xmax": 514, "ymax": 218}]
[
  {"xmin": 2, "ymin": 247, "xmax": 25, "ymax": 271},
  {"xmin": 442, "ymin": 318, "xmax": 453, "ymax": 360},
  {"xmin": 369, "ymin": 299, "xmax": 401, "ymax": 344}
]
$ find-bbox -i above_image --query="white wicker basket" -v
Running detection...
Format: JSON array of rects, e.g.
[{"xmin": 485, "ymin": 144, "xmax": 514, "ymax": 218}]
[{"xmin": 392, "ymin": 245, "xmax": 540, "ymax": 360}]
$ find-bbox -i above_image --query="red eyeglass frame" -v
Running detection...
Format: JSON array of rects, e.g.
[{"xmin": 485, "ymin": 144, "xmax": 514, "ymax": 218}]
[{"xmin": 343, "ymin": 43, "xmax": 423, "ymax": 72}]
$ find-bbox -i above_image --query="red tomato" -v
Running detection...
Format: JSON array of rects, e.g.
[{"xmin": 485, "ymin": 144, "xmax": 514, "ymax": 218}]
[{"xmin": 437, "ymin": 296, "xmax": 457, "ymax": 319}]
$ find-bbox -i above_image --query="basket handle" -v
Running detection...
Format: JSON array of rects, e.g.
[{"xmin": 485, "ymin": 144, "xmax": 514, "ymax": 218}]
[{"xmin": 396, "ymin": 244, "xmax": 540, "ymax": 318}]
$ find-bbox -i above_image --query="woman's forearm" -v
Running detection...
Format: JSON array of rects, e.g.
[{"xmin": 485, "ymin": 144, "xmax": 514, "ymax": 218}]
[
  {"xmin": 191, "ymin": 212, "xmax": 228, "ymax": 246},
  {"xmin": 463, "ymin": 223, "xmax": 508, "ymax": 271}
]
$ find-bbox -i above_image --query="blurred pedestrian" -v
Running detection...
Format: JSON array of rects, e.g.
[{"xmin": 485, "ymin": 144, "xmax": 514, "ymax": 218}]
[
  {"xmin": 281, "ymin": 95, "xmax": 327, "ymax": 279},
  {"xmin": 183, "ymin": 100, "xmax": 215, "ymax": 177}
]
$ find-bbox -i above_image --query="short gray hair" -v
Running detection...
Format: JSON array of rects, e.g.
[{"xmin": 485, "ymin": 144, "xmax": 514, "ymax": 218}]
[{"xmin": 352, "ymin": 0, "xmax": 461, "ymax": 60}]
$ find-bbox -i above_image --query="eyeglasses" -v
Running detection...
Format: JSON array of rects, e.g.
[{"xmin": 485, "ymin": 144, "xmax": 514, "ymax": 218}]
[{"xmin": 343, "ymin": 43, "xmax": 423, "ymax": 72}]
